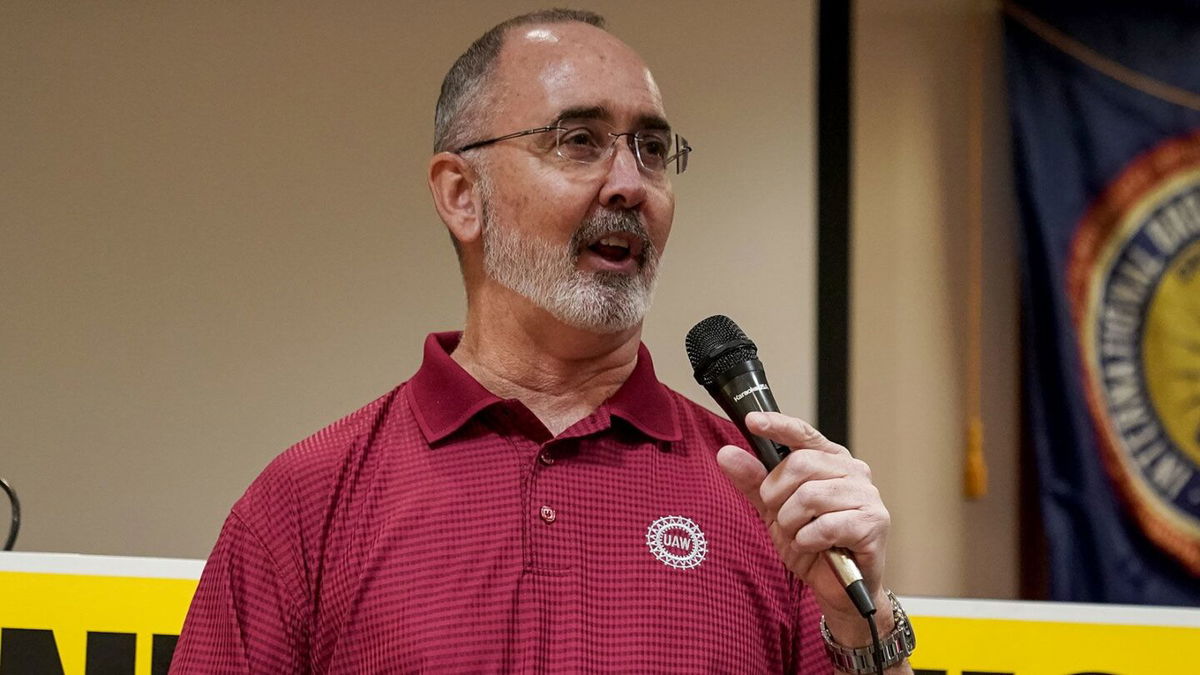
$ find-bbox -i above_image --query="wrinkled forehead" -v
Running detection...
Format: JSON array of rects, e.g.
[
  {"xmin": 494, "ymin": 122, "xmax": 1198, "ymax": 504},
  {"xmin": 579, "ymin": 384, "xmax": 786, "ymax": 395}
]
[{"xmin": 491, "ymin": 22, "xmax": 667, "ymax": 127}]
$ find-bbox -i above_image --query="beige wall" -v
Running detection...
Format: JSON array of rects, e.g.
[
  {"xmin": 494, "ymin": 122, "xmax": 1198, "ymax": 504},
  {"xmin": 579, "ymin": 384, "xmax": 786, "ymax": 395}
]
[
  {"xmin": 1, "ymin": 2, "xmax": 818, "ymax": 558},
  {"xmin": 3, "ymin": 0, "xmax": 1024, "ymax": 602},
  {"xmin": 852, "ymin": 0, "xmax": 1022, "ymax": 599}
]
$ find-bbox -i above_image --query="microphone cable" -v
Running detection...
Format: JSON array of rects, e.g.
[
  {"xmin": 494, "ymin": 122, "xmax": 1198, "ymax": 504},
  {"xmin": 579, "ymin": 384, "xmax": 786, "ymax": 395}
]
[
  {"xmin": 1, "ymin": 476, "xmax": 19, "ymax": 551},
  {"xmin": 867, "ymin": 610, "xmax": 884, "ymax": 675}
]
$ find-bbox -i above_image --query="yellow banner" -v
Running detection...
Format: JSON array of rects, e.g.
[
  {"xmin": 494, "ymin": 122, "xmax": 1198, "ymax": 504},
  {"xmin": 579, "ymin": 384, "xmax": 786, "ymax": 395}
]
[
  {"xmin": 0, "ymin": 570, "xmax": 196, "ymax": 674},
  {"xmin": 2, "ymin": 554, "xmax": 1199, "ymax": 675},
  {"xmin": 908, "ymin": 610, "xmax": 1200, "ymax": 674}
]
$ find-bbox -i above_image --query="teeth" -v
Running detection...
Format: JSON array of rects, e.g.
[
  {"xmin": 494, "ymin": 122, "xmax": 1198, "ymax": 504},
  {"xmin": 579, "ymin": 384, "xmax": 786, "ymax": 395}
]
[{"xmin": 598, "ymin": 236, "xmax": 630, "ymax": 248}]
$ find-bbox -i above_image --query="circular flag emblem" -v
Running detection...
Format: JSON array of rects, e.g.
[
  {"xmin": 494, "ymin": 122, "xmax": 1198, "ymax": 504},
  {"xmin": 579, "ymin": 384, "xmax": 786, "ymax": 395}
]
[
  {"xmin": 645, "ymin": 515, "xmax": 707, "ymax": 570},
  {"xmin": 1067, "ymin": 131, "xmax": 1200, "ymax": 574}
]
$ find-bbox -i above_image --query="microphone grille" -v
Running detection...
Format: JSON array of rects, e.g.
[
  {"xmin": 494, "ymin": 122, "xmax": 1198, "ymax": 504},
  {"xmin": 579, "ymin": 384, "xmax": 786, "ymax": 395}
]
[{"xmin": 684, "ymin": 315, "xmax": 758, "ymax": 386}]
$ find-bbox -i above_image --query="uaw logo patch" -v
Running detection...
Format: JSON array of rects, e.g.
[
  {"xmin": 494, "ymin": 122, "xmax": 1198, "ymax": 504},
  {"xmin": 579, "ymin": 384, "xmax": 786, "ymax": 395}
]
[
  {"xmin": 1067, "ymin": 131, "xmax": 1200, "ymax": 574},
  {"xmin": 645, "ymin": 515, "xmax": 707, "ymax": 570}
]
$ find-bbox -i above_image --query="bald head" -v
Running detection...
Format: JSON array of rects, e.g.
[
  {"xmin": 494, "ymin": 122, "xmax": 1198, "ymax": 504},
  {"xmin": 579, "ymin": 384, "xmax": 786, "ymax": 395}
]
[{"xmin": 433, "ymin": 9, "xmax": 607, "ymax": 153}]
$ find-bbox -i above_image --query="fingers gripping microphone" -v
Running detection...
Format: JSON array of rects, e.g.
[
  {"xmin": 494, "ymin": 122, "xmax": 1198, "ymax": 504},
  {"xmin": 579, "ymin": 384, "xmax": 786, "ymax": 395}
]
[{"xmin": 685, "ymin": 315, "xmax": 876, "ymax": 618}]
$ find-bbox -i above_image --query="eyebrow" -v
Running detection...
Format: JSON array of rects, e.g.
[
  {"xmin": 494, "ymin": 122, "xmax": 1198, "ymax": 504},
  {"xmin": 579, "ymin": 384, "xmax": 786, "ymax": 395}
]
[{"xmin": 555, "ymin": 105, "xmax": 672, "ymax": 132}]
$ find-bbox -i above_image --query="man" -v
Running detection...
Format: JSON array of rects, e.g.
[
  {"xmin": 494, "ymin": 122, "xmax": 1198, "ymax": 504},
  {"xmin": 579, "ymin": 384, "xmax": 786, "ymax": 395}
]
[{"xmin": 172, "ymin": 9, "xmax": 913, "ymax": 674}]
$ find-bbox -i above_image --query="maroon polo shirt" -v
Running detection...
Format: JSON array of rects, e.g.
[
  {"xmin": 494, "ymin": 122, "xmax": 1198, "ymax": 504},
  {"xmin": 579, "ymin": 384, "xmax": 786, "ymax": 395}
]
[{"xmin": 172, "ymin": 332, "xmax": 831, "ymax": 674}]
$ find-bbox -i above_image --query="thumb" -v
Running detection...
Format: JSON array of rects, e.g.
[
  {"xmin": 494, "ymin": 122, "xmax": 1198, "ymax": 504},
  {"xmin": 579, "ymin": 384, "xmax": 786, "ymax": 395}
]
[{"xmin": 716, "ymin": 445, "xmax": 768, "ymax": 515}]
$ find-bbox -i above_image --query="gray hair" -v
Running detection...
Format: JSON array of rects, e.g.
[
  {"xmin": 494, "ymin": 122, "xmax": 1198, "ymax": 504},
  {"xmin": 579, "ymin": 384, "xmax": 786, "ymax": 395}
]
[{"xmin": 433, "ymin": 8, "xmax": 607, "ymax": 153}]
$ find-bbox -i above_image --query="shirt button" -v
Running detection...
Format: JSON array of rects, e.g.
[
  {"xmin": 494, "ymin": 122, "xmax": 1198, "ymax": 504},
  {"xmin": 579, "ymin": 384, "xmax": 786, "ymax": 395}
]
[
  {"xmin": 539, "ymin": 505, "xmax": 557, "ymax": 524},
  {"xmin": 538, "ymin": 450, "xmax": 555, "ymax": 465}
]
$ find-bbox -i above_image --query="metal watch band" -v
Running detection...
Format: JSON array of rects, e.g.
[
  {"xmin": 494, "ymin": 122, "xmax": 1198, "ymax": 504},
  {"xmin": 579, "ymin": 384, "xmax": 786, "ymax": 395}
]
[{"xmin": 820, "ymin": 590, "xmax": 916, "ymax": 674}]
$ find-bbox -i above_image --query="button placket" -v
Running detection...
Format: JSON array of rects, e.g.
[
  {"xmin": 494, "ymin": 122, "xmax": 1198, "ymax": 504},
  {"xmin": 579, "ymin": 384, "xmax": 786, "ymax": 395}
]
[{"xmin": 528, "ymin": 439, "xmax": 575, "ymax": 568}]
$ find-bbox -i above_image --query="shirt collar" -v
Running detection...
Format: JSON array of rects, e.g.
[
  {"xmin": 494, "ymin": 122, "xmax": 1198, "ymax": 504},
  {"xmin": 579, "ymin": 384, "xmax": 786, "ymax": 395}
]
[
  {"xmin": 606, "ymin": 342, "xmax": 682, "ymax": 442},
  {"xmin": 408, "ymin": 332, "xmax": 681, "ymax": 444}
]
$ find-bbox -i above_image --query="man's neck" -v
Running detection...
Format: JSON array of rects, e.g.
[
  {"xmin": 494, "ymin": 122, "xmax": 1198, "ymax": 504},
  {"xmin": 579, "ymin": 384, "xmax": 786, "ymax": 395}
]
[{"xmin": 452, "ymin": 297, "xmax": 643, "ymax": 436}]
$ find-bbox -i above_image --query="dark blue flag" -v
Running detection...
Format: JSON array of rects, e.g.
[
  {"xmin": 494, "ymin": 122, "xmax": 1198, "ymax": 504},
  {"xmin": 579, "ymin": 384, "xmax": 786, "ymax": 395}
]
[{"xmin": 1006, "ymin": 1, "xmax": 1200, "ymax": 604}]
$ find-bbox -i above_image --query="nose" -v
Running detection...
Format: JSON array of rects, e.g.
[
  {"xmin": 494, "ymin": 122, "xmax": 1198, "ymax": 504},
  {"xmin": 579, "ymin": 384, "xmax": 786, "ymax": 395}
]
[{"xmin": 597, "ymin": 136, "xmax": 648, "ymax": 210}]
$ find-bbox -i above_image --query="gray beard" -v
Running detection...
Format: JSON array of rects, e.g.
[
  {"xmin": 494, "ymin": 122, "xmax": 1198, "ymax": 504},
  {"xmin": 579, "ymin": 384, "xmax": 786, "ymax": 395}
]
[{"xmin": 479, "ymin": 194, "xmax": 660, "ymax": 334}]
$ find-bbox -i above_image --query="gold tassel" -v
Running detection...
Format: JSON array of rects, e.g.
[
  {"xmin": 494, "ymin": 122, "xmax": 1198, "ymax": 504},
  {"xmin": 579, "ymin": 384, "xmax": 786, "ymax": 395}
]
[
  {"xmin": 964, "ymin": 4, "xmax": 989, "ymax": 499},
  {"xmin": 965, "ymin": 416, "xmax": 988, "ymax": 498}
]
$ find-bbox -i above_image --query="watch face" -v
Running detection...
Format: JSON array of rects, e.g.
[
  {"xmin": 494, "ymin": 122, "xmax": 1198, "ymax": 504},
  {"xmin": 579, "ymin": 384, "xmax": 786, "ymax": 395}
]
[{"xmin": 891, "ymin": 593, "xmax": 916, "ymax": 650}]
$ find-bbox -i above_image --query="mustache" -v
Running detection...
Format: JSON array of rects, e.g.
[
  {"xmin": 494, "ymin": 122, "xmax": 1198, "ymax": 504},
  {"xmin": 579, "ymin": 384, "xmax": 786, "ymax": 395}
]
[{"xmin": 570, "ymin": 210, "xmax": 653, "ymax": 256}]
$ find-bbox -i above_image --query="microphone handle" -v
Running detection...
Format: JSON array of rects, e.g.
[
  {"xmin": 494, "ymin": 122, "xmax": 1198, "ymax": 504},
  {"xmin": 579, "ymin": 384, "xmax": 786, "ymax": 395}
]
[
  {"xmin": 708, "ymin": 361, "xmax": 877, "ymax": 618},
  {"xmin": 707, "ymin": 360, "xmax": 790, "ymax": 469}
]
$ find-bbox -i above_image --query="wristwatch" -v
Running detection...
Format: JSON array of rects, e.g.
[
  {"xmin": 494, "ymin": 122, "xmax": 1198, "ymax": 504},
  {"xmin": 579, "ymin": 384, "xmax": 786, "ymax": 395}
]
[{"xmin": 820, "ymin": 590, "xmax": 916, "ymax": 674}]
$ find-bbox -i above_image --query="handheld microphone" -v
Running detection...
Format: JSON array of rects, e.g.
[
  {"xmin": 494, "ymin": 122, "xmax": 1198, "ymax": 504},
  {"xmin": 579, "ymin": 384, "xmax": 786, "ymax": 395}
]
[{"xmin": 685, "ymin": 315, "xmax": 876, "ymax": 618}]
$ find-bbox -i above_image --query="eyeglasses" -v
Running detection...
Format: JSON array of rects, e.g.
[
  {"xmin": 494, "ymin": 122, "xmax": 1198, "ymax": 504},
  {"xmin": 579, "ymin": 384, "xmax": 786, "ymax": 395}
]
[{"xmin": 454, "ymin": 118, "xmax": 692, "ymax": 175}]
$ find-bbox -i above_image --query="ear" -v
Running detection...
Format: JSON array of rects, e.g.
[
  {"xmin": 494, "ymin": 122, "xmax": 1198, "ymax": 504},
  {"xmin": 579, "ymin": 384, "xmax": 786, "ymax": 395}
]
[{"xmin": 427, "ymin": 151, "xmax": 483, "ymax": 246}]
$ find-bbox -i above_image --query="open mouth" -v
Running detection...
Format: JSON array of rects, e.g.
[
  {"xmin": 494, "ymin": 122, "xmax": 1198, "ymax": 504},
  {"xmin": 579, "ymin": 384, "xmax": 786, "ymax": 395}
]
[{"xmin": 586, "ymin": 233, "xmax": 643, "ymax": 264}]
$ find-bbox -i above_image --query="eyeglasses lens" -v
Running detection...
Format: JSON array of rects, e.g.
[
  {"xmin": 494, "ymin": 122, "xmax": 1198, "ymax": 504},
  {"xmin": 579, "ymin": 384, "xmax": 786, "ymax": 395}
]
[{"xmin": 554, "ymin": 119, "xmax": 678, "ymax": 174}]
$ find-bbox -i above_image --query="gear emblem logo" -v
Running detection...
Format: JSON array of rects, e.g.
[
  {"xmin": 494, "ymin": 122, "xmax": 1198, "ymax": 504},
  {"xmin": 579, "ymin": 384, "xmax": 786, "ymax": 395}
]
[{"xmin": 645, "ymin": 515, "xmax": 707, "ymax": 570}]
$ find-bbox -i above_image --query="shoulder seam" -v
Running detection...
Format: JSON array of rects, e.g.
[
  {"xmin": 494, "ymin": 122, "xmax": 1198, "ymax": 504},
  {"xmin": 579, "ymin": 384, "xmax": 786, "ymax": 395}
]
[{"xmin": 226, "ymin": 508, "xmax": 309, "ymax": 623}]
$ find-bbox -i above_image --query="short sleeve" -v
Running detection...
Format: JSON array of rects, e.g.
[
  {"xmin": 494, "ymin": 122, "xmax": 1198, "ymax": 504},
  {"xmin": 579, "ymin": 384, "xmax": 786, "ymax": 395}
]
[{"xmin": 170, "ymin": 512, "xmax": 309, "ymax": 674}]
